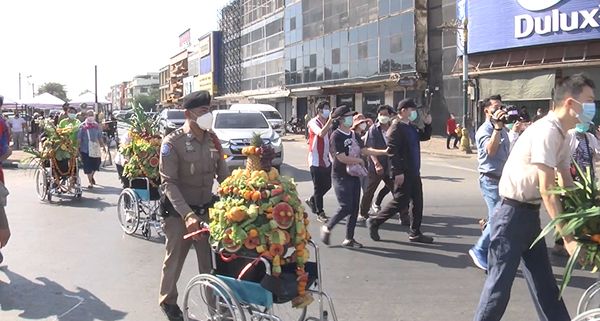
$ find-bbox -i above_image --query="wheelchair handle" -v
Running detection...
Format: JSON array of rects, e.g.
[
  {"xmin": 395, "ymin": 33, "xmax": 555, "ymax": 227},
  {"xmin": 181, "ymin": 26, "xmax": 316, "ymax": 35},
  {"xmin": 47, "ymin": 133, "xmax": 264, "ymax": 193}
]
[{"xmin": 183, "ymin": 222, "xmax": 210, "ymax": 240}]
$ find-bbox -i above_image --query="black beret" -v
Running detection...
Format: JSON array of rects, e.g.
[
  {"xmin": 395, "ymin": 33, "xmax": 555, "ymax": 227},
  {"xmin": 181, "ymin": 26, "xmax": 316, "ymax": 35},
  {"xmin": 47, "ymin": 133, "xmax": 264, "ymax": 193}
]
[
  {"xmin": 331, "ymin": 105, "xmax": 357, "ymax": 119},
  {"xmin": 182, "ymin": 91, "xmax": 211, "ymax": 109},
  {"xmin": 397, "ymin": 98, "xmax": 418, "ymax": 111}
]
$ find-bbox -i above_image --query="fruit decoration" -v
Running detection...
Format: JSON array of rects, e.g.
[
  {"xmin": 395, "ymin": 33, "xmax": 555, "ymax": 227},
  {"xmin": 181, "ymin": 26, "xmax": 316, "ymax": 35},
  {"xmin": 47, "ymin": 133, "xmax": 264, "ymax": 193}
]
[
  {"xmin": 24, "ymin": 119, "xmax": 79, "ymax": 178},
  {"xmin": 210, "ymin": 132, "xmax": 313, "ymax": 308}
]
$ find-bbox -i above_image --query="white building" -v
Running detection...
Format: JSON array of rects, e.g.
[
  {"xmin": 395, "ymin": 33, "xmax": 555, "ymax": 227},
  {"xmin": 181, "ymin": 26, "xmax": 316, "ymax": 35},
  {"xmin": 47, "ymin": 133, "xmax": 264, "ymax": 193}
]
[{"xmin": 126, "ymin": 73, "xmax": 160, "ymax": 103}]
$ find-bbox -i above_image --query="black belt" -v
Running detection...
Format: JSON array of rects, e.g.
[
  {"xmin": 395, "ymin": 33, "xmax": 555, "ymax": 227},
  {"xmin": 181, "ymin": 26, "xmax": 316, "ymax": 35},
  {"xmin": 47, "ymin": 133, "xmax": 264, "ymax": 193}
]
[
  {"xmin": 480, "ymin": 172, "xmax": 501, "ymax": 180},
  {"xmin": 502, "ymin": 198, "xmax": 540, "ymax": 210}
]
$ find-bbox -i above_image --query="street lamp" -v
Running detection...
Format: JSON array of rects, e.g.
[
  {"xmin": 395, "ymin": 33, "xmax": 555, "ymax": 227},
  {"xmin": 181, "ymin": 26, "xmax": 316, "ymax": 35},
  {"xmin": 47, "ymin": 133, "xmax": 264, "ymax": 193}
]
[
  {"xmin": 438, "ymin": 17, "xmax": 472, "ymax": 154},
  {"xmin": 26, "ymin": 75, "xmax": 35, "ymax": 98}
]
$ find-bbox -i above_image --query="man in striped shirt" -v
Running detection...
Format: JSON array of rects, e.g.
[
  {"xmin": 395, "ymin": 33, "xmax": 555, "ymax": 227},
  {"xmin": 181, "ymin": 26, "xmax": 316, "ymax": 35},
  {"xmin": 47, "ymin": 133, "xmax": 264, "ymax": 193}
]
[{"xmin": 306, "ymin": 101, "xmax": 334, "ymax": 223}]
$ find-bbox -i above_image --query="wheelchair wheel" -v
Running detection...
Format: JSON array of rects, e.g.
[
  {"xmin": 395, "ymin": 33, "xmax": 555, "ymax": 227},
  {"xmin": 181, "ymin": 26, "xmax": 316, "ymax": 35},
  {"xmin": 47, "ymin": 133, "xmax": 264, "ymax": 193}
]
[
  {"xmin": 572, "ymin": 308, "xmax": 600, "ymax": 321},
  {"xmin": 117, "ymin": 189, "xmax": 140, "ymax": 235},
  {"xmin": 261, "ymin": 303, "xmax": 307, "ymax": 321},
  {"xmin": 579, "ymin": 282, "xmax": 600, "ymax": 314},
  {"xmin": 35, "ymin": 168, "xmax": 49, "ymax": 201},
  {"xmin": 183, "ymin": 274, "xmax": 246, "ymax": 321}
]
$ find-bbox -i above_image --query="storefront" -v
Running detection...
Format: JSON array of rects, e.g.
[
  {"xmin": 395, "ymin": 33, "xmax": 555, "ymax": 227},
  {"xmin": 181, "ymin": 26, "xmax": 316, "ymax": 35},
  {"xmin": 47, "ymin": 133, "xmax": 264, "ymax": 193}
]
[
  {"xmin": 362, "ymin": 92, "xmax": 385, "ymax": 118},
  {"xmin": 336, "ymin": 94, "xmax": 355, "ymax": 110}
]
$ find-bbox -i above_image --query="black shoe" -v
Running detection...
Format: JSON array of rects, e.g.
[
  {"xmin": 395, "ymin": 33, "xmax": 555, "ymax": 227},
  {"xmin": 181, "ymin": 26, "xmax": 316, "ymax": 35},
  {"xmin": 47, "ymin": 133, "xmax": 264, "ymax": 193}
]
[
  {"xmin": 320, "ymin": 226, "xmax": 331, "ymax": 245},
  {"xmin": 341, "ymin": 239, "xmax": 363, "ymax": 248},
  {"xmin": 316, "ymin": 212, "xmax": 329, "ymax": 223},
  {"xmin": 305, "ymin": 197, "xmax": 317, "ymax": 214},
  {"xmin": 160, "ymin": 303, "xmax": 184, "ymax": 321},
  {"xmin": 367, "ymin": 218, "xmax": 381, "ymax": 241},
  {"xmin": 409, "ymin": 233, "xmax": 434, "ymax": 244},
  {"xmin": 399, "ymin": 212, "xmax": 410, "ymax": 227}
]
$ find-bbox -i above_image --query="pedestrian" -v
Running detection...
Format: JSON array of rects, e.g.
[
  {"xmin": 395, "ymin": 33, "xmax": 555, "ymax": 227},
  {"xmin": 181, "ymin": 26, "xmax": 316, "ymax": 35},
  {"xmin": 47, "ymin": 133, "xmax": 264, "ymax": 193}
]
[
  {"xmin": 468, "ymin": 96, "xmax": 511, "ymax": 271},
  {"xmin": 9, "ymin": 112, "xmax": 26, "ymax": 150},
  {"xmin": 320, "ymin": 105, "xmax": 390, "ymax": 248},
  {"xmin": 532, "ymin": 107, "xmax": 546, "ymax": 122},
  {"xmin": 304, "ymin": 112, "xmax": 310, "ymax": 140},
  {"xmin": 367, "ymin": 98, "xmax": 434, "ymax": 244},
  {"xmin": 58, "ymin": 103, "xmax": 70, "ymax": 123},
  {"xmin": 78, "ymin": 110, "xmax": 105, "ymax": 189},
  {"xmin": 158, "ymin": 91, "xmax": 228, "ymax": 321},
  {"xmin": 29, "ymin": 112, "xmax": 42, "ymax": 149},
  {"xmin": 59, "ymin": 106, "xmax": 82, "ymax": 142},
  {"xmin": 473, "ymin": 73, "xmax": 596, "ymax": 321},
  {"xmin": 358, "ymin": 105, "xmax": 395, "ymax": 223},
  {"xmin": 305, "ymin": 101, "xmax": 334, "ymax": 223},
  {"xmin": 351, "ymin": 113, "xmax": 372, "ymax": 194},
  {"xmin": 446, "ymin": 113, "xmax": 459, "ymax": 149},
  {"xmin": 0, "ymin": 97, "xmax": 11, "ymax": 184},
  {"xmin": 0, "ymin": 181, "xmax": 9, "ymax": 264},
  {"xmin": 519, "ymin": 105, "xmax": 531, "ymax": 122}
]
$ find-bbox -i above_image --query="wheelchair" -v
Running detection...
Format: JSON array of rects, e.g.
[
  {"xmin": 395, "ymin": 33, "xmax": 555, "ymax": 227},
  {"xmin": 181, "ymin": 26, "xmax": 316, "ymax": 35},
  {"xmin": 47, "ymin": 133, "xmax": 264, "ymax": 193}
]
[
  {"xmin": 35, "ymin": 157, "xmax": 82, "ymax": 202},
  {"xmin": 573, "ymin": 281, "xmax": 600, "ymax": 320},
  {"xmin": 182, "ymin": 240, "xmax": 337, "ymax": 321},
  {"xmin": 116, "ymin": 177, "xmax": 163, "ymax": 239}
]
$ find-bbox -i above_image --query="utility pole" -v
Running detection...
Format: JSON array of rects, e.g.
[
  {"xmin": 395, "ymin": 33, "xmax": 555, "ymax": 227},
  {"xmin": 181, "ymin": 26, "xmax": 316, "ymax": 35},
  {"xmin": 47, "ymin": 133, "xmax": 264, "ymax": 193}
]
[
  {"xmin": 94, "ymin": 65, "xmax": 99, "ymax": 113},
  {"xmin": 18, "ymin": 73, "xmax": 22, "ymax": 100}
]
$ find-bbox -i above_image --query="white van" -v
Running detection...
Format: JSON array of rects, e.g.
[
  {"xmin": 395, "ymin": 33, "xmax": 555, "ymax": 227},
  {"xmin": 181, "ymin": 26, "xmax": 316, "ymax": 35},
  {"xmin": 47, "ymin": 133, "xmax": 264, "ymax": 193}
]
[{"xmin": 229, "ymin": 103, "xmax": 284, "ymax": 135}]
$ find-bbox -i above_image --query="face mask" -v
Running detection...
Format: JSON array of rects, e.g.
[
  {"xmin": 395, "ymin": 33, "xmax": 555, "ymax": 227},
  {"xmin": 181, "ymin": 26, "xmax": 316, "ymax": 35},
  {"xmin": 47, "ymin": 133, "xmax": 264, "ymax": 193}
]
[
  {"xmin": 574, "ymin": 100, "xmax": 596, "ymax": 124},
  {"xmin": 575, "ymin": 122, "xmax": 590, "ymax": 133},
  {"xmin": 378, "ymin": 115, "xmax": 390, "ymax": 124},
  {"xmin": 195, "ymin": 112, "xmax": 213, "ymax": 131},
  {"xmin": 321, "ymin": 109, "xmax": 330, "ymax": 118},
  {"xmin": 358, "ymin": 123, "xmax": 367, "ymax": 131},
  {"xmin": 408, "ymin": 110, "xmax": 418, "ymax": 122},
  {"xmin": 68, "ymin": 113, "xmax": 76, "ymax": 119},
  {"xmin": 506, "ymin": 123, "xmax": 514, "ymax": 130},
  {"xmin": 86, "ymin": 116, "xmax": 95, "ymax": 122},
  {"xmin": 342, "ymin": 116, "xmax": 353, "ymax": 128}
]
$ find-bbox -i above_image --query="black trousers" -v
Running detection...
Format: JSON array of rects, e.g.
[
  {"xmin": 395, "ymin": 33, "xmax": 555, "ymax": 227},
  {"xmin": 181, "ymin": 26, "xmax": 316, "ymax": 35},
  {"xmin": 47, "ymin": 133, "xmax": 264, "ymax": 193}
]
[
  {"xmin": 447, "ymin": 133, "xmax": 459, "ymax": 148},
  {"xmin": 372, "ymin": 174, "xmax": 423, "ymax": 237},
  {"xmin": 309, "ymin": 166, "xmax": 332, "ymax": 214},
  {"xmin": 359, "ymin": 172, "xmax": 393, "ymax": 218}
]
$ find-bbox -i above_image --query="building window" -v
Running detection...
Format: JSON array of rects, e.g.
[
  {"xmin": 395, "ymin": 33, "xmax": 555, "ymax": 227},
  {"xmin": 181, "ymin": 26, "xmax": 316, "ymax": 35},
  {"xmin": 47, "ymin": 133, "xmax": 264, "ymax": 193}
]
[
  {"xmin": 290, "ymin": 17, "xmax": 296, "ymax": 31},
  {"xmin": 332, "ymin": 48, "xmax": 340, "ymax": 64},
  {"xmin": 390, "ymin": 34, "xmax": 402, "ymax": 53},
  {"xmin": 358, "ymin": 42, "xmax": 368, "ymax": 59},
  {"xmin": 290, "ymin": 58, "xmax": 297, "ymax": 72},
  {"xmin": 309, "ymin": 54, "xmax": 317, "ymax": 68},
  {"xmin": 140, "ymin": 87, "xmax": 148, "ymax": 93}
]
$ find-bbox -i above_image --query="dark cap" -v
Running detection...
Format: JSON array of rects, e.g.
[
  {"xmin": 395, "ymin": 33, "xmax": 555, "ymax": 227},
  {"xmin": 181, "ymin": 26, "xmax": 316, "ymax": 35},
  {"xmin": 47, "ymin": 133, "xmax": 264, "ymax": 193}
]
[
  {"xmin": 377, "ymin": 104, "xmax": 394, "ymax": 114},
  {"xmin": 182, "ymin": 91, "xmax": 211, "ymax": 109},
  {"xmin": 331, "ymin": 105, "xmax": 357, "ymax": 119},
  {"xmin": 397, "ymin": 98, "xmax": 418, "ymax": 111}
]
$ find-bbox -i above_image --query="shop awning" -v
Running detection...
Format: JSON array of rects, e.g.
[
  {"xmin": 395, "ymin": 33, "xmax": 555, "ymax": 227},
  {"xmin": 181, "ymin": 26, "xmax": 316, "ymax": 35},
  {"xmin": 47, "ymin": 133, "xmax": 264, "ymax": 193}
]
[
  {"xmin": 289, "ymin": 87, "xmax": 323, "ymax": 97},
  {"xmin": 479, "ymin": 70, "xmax": 555, "ymax": 101}
]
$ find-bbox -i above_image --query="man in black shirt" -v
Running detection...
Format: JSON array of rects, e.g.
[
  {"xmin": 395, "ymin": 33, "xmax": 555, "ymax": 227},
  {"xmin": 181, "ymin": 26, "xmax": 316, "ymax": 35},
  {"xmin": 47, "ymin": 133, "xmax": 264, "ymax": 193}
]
[{"xmin": 368, "ymin": 98, "xmax": 434, "ymax": 244}]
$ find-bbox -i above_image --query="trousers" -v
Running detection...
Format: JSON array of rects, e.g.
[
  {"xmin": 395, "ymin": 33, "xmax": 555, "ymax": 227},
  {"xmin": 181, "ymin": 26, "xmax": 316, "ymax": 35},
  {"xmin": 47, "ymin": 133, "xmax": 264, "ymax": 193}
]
[
  {"xmin": 309, "ymin": 166, "xmax": 331, "ymax": 214},
  {"xmin": 327, "ymin": 174, "xmax": 361, "ymax": 240},
  {"xmin": 372, "ymin": 174, "xmax": 423, "ymax": 237},
  {"xmin": 359, "ymin": 172, "xmax": 393, "ymax": 218},
  {"xmin": 473, "ymin": 175, "xmax": 502, "ymax": 253}
]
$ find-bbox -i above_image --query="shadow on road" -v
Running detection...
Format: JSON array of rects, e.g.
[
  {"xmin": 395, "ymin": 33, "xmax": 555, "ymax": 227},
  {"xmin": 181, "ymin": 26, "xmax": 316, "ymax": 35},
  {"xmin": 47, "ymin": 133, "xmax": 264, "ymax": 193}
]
[
  {"xmin": 348, "ymin": 246, "xmax": 472, "ymax": 269},
  {"xmin": 421, "ymin": 175, "xmax": 465, "ymax": 183},
  {"xmin": 48, "ymin": 196, "xmax": 114, "ymax": 212},
  {"xmin": 85, "ymin": 185, "xmax": 122, "ymax": 196},
  {"xmin": 279, "ymin": 164, "xmax": 311, "ymax": 182},
  {"xmin": 0, "ymin": 267, "xmax": 127, "ymax": 321},
  {"xmin": 373, "ymin": 214, "xmax": 482, "ymax": 238}
]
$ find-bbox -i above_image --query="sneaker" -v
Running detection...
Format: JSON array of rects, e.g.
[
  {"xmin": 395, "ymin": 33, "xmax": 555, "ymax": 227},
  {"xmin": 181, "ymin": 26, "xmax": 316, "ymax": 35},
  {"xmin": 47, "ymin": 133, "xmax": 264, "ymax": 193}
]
[
  {"xmin": 357, "ymin": 216, "xmax": 368, "ymax": 224},
  {"xmin": 341, "ymin": 239, "xmax": 363, "ymax": 248},
  {"xmin": 409, "ymin": 233, "xmax": 434, "ymax": 244},
  {"xmin": 316, "ymin": 212, "xmax": 329, "ymax": 223},
  {"xmin": 399, "ymin": 212, "xmax": 410, "ymax": 226},
  {"xmin": 320, "ymin": 226, "xmax": 331, "ymax": 245},
  {"xmin": 367, "ymin": 218, "xmax": 381, "ymax": 241},
  {"xmin": 305, "ymin": 197, "xmax": 317, "ymax": 214},
  {"xmin": 371, "ymin": 203, "xmax": 381, "ymax": 214},
  {"xmin": 468, "ymin": 248, "xmax": 488, "ymax": 271},
  {"xmin": 159, "ymin": 303, "xmax": 184, "ymax": 321}
]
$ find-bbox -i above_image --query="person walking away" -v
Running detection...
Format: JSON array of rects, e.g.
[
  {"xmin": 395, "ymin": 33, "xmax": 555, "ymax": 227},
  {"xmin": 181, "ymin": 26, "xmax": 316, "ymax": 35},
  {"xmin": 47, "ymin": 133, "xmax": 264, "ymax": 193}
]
[
  {"xmin": 446, "ymin": 113, "xmax": 459, "ymax": 149},
  {"xmin": 358, "ymin": 105, "xmax": 395, "ymax": 223},
  {"xmin": 29, "ymin": 112, "xmax": 42, "ymax": 149},
  {"xmin": 320, "ymin": 105, "xmax": 389, "ymax": 248},
  {"xmin": 9, "ymin": 113, "xmax": 26, "ymax": 150},
  {"xmin": 158, "ymin": 91, "xmax": 228, "ymax": 321},
  {"xmin": 305, "ymin": 101, "xmax": 334, "ymax": 223},
  {"xmin": 78, "ymin": 110, "xmax": 105, "ymax": 189},
  {"xmin": 473, "ymin": 73, "xmax": 596, "ymax": 321},
  {"xmin": 468, "ymin": 96, "xmax": 511, "ymax": 271},
  {"xmin": 367, "ymin": 98, "xmax": 434, "ymax": 244}
]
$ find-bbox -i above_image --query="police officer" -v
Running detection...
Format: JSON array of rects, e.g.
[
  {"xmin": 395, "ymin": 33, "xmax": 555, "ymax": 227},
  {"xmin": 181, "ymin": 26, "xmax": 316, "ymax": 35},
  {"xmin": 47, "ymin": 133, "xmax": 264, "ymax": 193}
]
[{"xmin": 158, "ymin": 91, "xmax": 228, "ymax": 321}]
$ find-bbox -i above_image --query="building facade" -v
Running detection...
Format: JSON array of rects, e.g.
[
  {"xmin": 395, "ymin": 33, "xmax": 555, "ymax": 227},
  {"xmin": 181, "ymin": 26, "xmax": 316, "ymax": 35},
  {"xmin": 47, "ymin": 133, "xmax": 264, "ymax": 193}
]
[
  {"xmin": 159, "ymin": 65, "xmax": 171, "ymax": 107},
  {"xmin": 126, "ymin": 73, "xmax": 160, "ymax": 106},
  {"xmin": 186, "ymin": 31, "xmax": 224, "ymax": 97},
  {"xmin": 109, "ymin": 82, "xmax": 129, "ymax": 109},
  {"xmin": 168, "ymin": 49, "xmax": 189, "ymax": 105}
]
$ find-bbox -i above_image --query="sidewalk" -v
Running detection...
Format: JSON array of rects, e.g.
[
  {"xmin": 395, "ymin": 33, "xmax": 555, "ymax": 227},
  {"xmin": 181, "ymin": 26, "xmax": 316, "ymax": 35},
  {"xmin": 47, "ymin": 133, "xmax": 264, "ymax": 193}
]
[
  {"xmin": 3, "ymin": 149, "xmax": 36, "ymax": 169},
  {"xmin": 282, "ymin": 133, "xmax": 477, "ymax": 159}
]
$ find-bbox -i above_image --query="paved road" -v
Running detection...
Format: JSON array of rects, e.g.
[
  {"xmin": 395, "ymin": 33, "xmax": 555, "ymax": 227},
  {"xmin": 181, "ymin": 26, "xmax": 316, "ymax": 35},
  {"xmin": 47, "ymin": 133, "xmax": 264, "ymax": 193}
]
[{"xmin": 0, "ymin": 140, "xmax": 594, "ymax": 321}]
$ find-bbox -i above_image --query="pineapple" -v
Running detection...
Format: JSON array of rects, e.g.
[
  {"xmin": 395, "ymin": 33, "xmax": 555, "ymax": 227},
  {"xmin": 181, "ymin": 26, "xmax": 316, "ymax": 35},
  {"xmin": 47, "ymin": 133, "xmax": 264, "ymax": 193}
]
[{"xmin": 246, "ymin": 132, "xmax": 263, "ymax": 171}]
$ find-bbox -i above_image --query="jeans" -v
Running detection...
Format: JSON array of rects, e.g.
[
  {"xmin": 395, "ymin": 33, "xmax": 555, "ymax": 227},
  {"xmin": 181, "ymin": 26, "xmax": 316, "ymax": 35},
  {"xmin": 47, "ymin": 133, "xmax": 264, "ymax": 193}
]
[
  {"xmin": 309, "ymin": 166, "xmax": 332, "ymax": 214},
  {"xmin": 372, "ymin": 174, "xmax": 424, "ymax": 237},
  {"xmin": 474, "ymin": 175, "xmax": 502, "ymax": 253},
  {"xmin": 359, "ymin": 172, "xmax": 394, "ymax": 218},
  {"xmin": 473, "ymin": 201, "xmax": 570, "ymax": 321},
  {"xmin": 327, "ymin": 174, "xmax": 361, "ymax": 240},
  {"xmin": 447, "ymin": 133, "xmax": 459, "ymax": 148}
]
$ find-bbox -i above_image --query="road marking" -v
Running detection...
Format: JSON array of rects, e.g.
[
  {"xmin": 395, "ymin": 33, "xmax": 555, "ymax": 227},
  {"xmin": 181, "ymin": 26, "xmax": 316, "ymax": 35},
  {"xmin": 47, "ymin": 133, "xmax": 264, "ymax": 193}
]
[{"xmin": 54, "ymin": 294, "xmax": 85, "ymax": 319}]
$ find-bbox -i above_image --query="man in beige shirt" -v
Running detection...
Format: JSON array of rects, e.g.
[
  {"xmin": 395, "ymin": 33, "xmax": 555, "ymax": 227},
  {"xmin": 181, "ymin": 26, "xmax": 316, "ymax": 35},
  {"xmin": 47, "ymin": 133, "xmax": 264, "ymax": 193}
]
[
  {"xmin": 474, "ymin": 74, "xmax": 596, "ymax": 321},
  {"xmin": 158, "ymin": 91, "xmax": 228, "ymax": 321}
]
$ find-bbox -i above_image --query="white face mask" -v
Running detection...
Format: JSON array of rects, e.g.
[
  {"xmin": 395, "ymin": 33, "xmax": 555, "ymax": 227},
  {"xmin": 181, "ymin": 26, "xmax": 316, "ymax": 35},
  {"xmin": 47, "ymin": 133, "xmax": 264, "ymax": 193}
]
[
  {"xmin": 195, "ymin": 112, "xmax": 213, "ymax": 131},
  {"xmin": 86, "ymin": 116, "xmax": 95, "ymax": 122},
  {"xmin": 358, "ymin": 123, "xmax": 367, "ymax": 131},
  {"xmin": 378, "ymin": 115, "xmax": 390, "ymax": 124}
]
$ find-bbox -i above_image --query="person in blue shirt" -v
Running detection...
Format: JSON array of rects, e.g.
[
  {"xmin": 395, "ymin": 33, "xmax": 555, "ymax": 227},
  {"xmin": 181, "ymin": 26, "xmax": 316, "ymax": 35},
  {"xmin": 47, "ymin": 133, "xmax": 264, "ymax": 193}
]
[{"xmin": 468, "ymin": 95, "xmax": 511, "ymax": 271}]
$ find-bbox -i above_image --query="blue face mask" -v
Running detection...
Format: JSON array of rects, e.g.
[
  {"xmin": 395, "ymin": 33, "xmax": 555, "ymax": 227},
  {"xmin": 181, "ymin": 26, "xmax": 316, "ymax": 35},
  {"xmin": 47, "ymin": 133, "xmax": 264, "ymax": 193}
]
[
  {"xmin": 342, "ymin": 116, "xmax": 353, "ymax": 128},
  {"xmin": 575, "ymin": 122, "xmax": 590, "ymax": 133},
  {"xmin": 321, "ymin": 109, "xmax": 330, "ymax": 118},
  {"xmin": 408, "ymin": 110, "xmax": 418, "ymax": 122},
  {"xmin": 574, "ymin": 100, "xmax": 596, "ymax": 124}
]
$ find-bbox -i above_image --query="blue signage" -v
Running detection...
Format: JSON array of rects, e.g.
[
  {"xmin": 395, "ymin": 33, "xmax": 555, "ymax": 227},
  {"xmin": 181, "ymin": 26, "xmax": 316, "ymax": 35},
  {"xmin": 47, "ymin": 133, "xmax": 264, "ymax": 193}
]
[{"xmin": 467, "ymin": 0, "xmax": 600, "ymax": 54}]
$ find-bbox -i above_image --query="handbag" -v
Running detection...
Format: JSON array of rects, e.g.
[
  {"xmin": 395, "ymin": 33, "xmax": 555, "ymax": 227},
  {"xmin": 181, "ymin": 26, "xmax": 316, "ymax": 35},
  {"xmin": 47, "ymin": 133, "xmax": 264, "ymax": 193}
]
[
  {"xmin": 86, "ymin": 128, "xmax": 102, "ymax": 158},
  {"xmin": 346, "ymin": 132, "xmax": 368, "ymax": 177}
]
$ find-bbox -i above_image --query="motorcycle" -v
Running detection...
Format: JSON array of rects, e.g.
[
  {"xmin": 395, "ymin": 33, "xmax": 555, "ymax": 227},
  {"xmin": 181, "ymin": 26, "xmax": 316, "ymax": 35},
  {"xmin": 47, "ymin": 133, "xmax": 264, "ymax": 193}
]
[{"xmin": 285, "ymin": 117, "xmax": 304, "ymax": 134}]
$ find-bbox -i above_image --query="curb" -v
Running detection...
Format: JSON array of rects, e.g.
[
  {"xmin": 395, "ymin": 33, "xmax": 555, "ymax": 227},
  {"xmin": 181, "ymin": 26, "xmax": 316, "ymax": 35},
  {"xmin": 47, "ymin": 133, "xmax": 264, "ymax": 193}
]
[
  {"xmin": 421, "ymin": 150, "xmax": 476, "ymax": 159},
  {"xmin": 2, "ymin": 161, "xmax": 38, "ymax": 169}
]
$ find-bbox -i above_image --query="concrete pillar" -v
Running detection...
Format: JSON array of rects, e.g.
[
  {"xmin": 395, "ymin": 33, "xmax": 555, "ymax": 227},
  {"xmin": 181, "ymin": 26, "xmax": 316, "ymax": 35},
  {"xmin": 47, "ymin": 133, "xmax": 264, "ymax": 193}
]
[
  {"xmin": 385, "ymin": 90, "xmax": 394, "ymax": 107},
  {"xmin": 330, "ymin": 95, "xmax": 336, "ymax": 106},
  {"xmin": 355, "ymin": 93, "xmax": 363, "ymax": 114}
]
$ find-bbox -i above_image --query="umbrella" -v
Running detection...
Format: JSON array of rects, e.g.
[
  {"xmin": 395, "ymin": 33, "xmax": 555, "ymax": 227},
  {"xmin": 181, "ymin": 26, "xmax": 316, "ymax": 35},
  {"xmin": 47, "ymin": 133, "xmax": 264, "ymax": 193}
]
[
  {"xmin": 70, "ymin": 92, "xmax": 109, "ymax": 105},
  {"xmin": 22, "ymin": 93, "xmax": 65, "ymax": 110}
]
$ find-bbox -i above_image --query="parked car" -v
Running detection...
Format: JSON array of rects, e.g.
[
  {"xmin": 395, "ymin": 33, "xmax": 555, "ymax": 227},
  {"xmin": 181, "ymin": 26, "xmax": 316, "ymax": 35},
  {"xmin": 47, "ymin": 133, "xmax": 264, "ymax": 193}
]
[
  {"xmin": 158, "ymin": 109, "xmax": 186, "ymax": 136},
  {"xmin": 229, "ymin": 103, "xmax": 284, "ymax": 135},
  {"xmin": 113, "ymin": 110, "xmax": 133, "ymax": 121},
  {"xmin": 212, "ymin": 110, "xmax": 283, "ymax": 171}
]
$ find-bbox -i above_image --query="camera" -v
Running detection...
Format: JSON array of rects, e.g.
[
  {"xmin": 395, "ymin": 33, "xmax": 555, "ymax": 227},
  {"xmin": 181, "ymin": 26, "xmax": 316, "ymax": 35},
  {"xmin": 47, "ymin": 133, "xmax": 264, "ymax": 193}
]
[{"xmin": 496, "ymin": 105, "xmax": 520, "ymax": 124}]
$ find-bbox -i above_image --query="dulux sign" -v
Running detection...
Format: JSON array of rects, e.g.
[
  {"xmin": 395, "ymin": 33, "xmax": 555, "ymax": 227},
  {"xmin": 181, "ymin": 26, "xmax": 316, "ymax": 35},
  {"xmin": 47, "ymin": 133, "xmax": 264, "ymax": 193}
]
[{"xmin": 465, "ymin": 0, "xmax": 600, "ymax": 54}]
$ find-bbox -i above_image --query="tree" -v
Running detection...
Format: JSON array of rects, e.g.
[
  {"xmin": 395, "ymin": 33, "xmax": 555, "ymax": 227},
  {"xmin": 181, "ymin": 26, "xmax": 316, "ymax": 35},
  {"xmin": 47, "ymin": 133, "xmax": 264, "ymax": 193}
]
[
  {"xmin": 38, "ymin": 82, "xmax": 68, "ymax": 101},
  {"xmin": 132, "ymin": 89, "xmax": 159, "ymax": 112},
  {"xmin": 79, "ymin": 89, "xmax": 92, "ymax": 96}
]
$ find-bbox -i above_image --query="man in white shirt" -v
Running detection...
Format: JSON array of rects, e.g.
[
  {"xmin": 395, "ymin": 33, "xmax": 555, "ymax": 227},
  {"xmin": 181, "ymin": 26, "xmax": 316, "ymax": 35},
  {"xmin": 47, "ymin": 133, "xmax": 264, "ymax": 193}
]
[
  {"xmin": 9, "ymin": 113, "xmax": 26, "ymax": 150},
  {"xmin": 473, "ymin": 74, "xmax": 596, "ymax": 321}
]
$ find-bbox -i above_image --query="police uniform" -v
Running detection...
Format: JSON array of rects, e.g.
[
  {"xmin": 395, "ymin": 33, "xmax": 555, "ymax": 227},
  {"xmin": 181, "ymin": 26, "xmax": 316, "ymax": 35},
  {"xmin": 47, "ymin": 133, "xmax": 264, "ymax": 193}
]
[{"xmin": 158, "ymin": 91, "xmax": 228, "ymax": 311}]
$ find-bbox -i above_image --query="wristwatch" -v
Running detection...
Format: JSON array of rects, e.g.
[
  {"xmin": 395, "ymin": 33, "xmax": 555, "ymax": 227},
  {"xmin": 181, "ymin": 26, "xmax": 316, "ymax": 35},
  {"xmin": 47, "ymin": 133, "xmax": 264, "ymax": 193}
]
[{"xmin": 494, "ymin": 127, "xmax": 503, "ymax": 131}]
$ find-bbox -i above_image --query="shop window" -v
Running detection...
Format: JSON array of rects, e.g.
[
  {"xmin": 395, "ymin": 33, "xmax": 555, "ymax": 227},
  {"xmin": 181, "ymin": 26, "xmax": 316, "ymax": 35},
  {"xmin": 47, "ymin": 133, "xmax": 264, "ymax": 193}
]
[
  {"xmin": 390, "ymin": 34, "xmax": 402, "ymax": 53},
  {"xmin": 290, "ymin": 58, "xmax": 297, "ymax": 72},
  {"xmin": 332, "ymin": 48, "xmax": 341, "ymax": 65},
  {"xmin": 309, "ymin": 54, "xmax": 317, "ymax": 68},
  {"xmin": 358, "ymin": 42, "xmax": 368, "ymax": 59},
  {"xmin": 290, "ymin": 17, "xmax": 296, "ymax": 31}
]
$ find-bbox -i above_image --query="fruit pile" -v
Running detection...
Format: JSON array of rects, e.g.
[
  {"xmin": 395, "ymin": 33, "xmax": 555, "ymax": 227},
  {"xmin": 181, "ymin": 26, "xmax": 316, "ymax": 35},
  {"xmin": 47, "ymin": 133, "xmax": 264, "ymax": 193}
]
[{"xmin": 209, "ymin": 133, "xmax": 313, "ymax": 308}]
